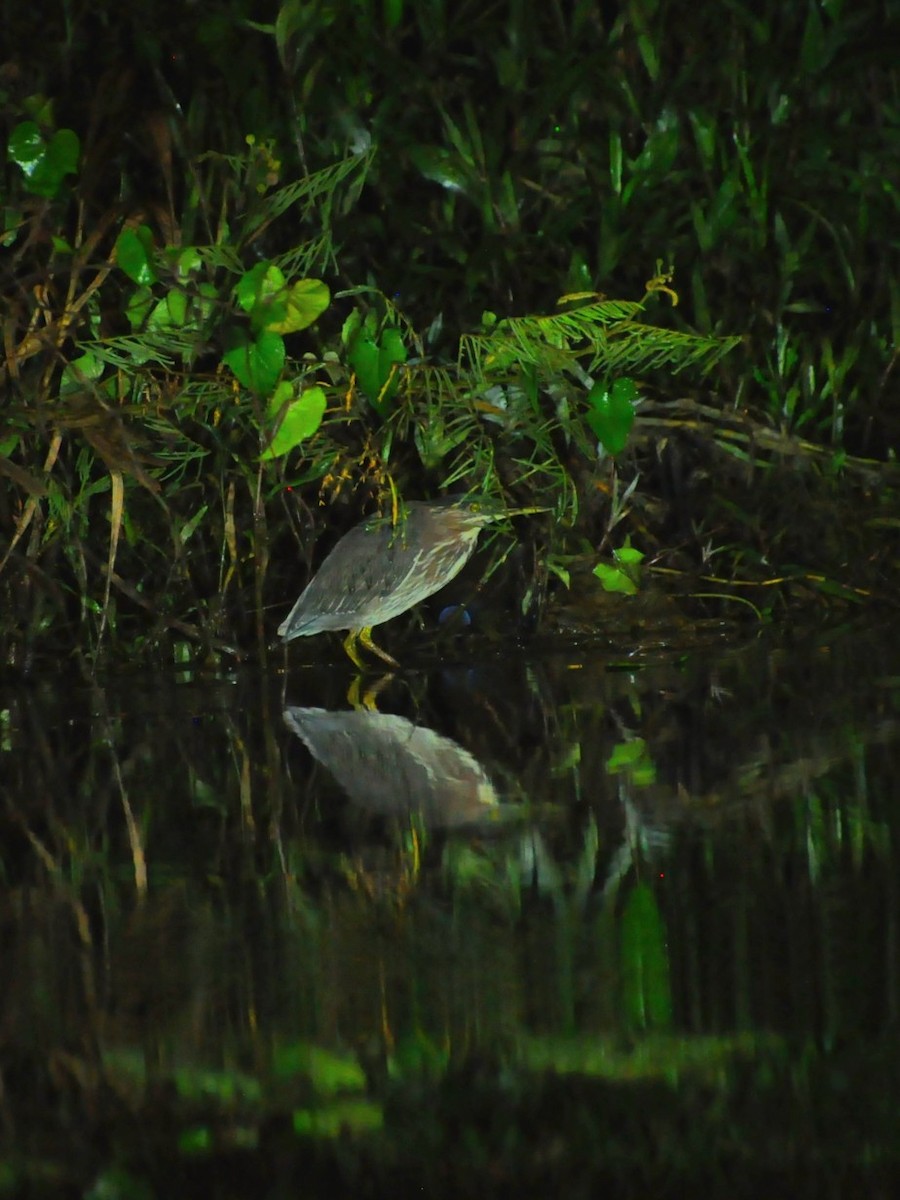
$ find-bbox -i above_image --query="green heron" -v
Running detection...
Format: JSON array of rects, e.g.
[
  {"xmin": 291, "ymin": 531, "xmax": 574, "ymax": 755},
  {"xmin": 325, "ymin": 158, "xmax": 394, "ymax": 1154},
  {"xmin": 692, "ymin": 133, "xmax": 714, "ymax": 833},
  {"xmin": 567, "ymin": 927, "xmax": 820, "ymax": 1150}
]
[{"xmin": 278, "ymin": 497, "xmax": 537, "ymax": 668}]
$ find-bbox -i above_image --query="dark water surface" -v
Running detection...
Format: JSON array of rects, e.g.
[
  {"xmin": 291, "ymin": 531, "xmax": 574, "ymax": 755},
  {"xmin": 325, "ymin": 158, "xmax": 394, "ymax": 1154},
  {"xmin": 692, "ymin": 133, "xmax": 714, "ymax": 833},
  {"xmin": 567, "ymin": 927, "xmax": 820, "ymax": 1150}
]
[{"xmin": 3, "ymin": 622, "xmax": 900, "ymax": 1194}]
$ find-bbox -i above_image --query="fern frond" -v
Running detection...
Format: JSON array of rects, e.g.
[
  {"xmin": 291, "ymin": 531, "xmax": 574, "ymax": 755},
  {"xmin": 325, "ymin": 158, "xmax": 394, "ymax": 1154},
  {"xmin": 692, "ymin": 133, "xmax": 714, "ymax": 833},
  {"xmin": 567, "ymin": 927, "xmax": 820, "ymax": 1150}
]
[
  {"xmin": 459, "ymin": 297, "xmax": 740, "ymax": 385},
  {"xmin": 242, "ymin": 149, "xmax": 374, "ymax": 239},
  {"xmin": 79, "ymin": 331, "xmax": 202, "ymax": 370}
]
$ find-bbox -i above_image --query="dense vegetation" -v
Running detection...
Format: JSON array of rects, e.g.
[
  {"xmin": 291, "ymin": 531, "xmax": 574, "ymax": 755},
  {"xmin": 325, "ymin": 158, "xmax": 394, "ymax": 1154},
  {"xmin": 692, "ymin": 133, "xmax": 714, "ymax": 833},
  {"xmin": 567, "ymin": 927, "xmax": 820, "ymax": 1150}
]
[{"xmin": 2, "ymin": 0, "xmax": 897, "ymax": 666}]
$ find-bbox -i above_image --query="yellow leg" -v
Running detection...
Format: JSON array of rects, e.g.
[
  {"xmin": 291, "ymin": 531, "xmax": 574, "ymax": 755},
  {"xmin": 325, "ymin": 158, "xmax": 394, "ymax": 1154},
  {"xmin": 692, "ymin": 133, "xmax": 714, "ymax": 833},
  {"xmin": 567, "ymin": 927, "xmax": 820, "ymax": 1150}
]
[
  {"xmin": 342, "ymin": 627, "xmax": 399, "ymax": 670},
  {"xmin": 347, "ymin": 673, "xmax": 394, "ymax": 711},
  {"xmin": 342, "ymin": 629, "xmax": 367, "ymax": 669},
  {"xmin": 358, "ymin": 626, "xmax": 400, "ymax": 669}
]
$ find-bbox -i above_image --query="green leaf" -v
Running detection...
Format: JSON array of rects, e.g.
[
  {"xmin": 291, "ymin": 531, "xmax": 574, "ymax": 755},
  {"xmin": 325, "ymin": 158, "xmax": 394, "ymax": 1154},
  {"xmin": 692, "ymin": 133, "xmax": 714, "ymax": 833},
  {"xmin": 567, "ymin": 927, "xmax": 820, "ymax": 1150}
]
[
  {"xmin": 237, "ymin": 264, "xmax": 329, "ymax": 334},
  {"xmin": 348, "ymin": 331, "xmax": 381, "ymax": 399},
  {"xmin": 594, "ymin": 538, "xmax": 643, "ymax": 594},
  {"xmin": 613, "ymin": 542, "xmax": 644, "ymax": 568},
  {"xmin": 125, "ymin": 286, "xmax": 155, "ymax": 331},
  {"xmin": 223, "ymin": 328, "xmax": 285, "ymax": 394},
  {"xmin": 341, "ymin": 308, "xmax": 364, "ymax": 346},
  {"xmin": 347, "ymin": 323, "xmax": 407, "ymax": 416},
  {"xmin": 147, "ymin": 289, "xmax": 188, "ymax": 329},
  {"xmin": 45, "ymin": 128, "xmax": 80, "ymax": 178},
  {"xmin": 292, "ymin": 1099, "xmax": 383, "ymax": 1137},
  {"xmin": 260, "ymin": 278, "xmax": 330, "ymax": 333},
  {"xmin": 635, "ymin": 33, "xmax": 660, "ymax": 82},
  {"xmin": 592, "ymin": 562, "xmax": 638, "ymax": 595},
  {"xmin": 152, "ymin": 281, "xmax": 217, "ymax": 336},
  {"xmin": 23, "ymin": 95, "xmax": 55, "ymax": 126},
  {"xmin": 620, "ymin": 883, "xmax": 672, "ymax": 1030},
  {"xmin": 115, "ymin": 226, "xmax": 158, "ymax": 285},
  {"xmin": 235, "ymin": 261, "xmax": 284, "ymax": 314},
  {"xmin": 586, "ymin": 376, "xmax": 637, "ymax": 454},
  {"xmin": 193, "ymin": 281, "xmax": 218, "ymax": 324},
  {"xmin": 261, "ymin": 383, "xmax": 327, "ymax": 458},
  {"xmin": 409, "ymin": 145, "xmax": 475, "ymax": 195},
  {"xmin": 2, "ymin": 209, "xmax": 23, "ymax": 248},
  {"xmin": 800, "ymin": 1, "xmax": 827, "ymax": 74},
  {"xmin": 85, "ymin": 1167, "xmax": 156, "ymax": 1200},
  {"xmin": 8, "ymin": 122, "xmax": 80, "ymax": 197},
  {"xmin": 377, "ymin": 327, "xmax": 407, "ymax": 398},
  {"xmin": 274, "ymin": 1042, "xmax": 367, "ymax": 1093},
  {"xmin": 606, "ymin": 737, "xmax": 656, "ymax": 786},
  {"xmin": 161, "ymin": 245, "xmax": 203, "ymax": 279},
  {"xmin": 8, "ymin": 121, "xmax": 44, "ymax": 172},
  {"xmin": 60, "ymin": 351, "xmax": 105, "ymax": 396}
]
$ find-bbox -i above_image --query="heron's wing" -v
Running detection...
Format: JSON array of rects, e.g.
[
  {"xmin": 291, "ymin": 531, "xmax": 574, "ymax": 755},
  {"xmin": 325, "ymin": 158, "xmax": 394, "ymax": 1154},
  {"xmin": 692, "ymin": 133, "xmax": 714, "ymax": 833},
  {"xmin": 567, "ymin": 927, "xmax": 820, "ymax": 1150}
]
[{"xmin": 279, "ymin": 525, "xmax": 429, "ymax": 634}]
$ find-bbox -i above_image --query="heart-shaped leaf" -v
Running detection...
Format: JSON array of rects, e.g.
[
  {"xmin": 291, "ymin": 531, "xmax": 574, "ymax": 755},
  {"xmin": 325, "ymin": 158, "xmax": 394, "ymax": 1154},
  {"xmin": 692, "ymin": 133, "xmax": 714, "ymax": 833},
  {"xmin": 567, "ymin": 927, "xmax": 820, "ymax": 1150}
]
[
  {"xmin": 236, "ymin": 262, "xmax": 285, "ymax": 314},
  {"xmin": 115, "ymin": 226, "xmax": 158, "ymax": 285},
  {"xmin": 261, "ymin": 383, "xmax": 327, "ymax": 459},
  {"xmin": 586, "ymin": 376, "xmax": 638, "ymax": 454},
  {"xmin": 223, "ymin": 328, "xmax": 285, "ymax": 394},
  {"xmin": 8, "ymin": 123, "xmax": 80, "ymax": 196},
  {"xmin": 347, "ymin": 324, "xmax": 407, "ymax": 416}
]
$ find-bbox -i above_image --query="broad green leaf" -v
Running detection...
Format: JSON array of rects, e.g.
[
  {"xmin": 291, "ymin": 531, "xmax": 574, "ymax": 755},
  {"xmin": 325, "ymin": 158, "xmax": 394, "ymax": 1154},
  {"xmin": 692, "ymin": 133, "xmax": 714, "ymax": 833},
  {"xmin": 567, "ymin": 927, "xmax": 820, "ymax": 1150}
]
[
  {"xmin": 125, "ymin": 286, "xmax": 155, "ymax": 331},
  {"xmin": 292, "ymin": 1100, "xmax": 383, "ymax": 1137},
  {"xmin": 8, "ymin": 121, "xmax": 44, "ymax": 172},
  {"xmin": 44, "ymin": 128, "xmax": 80, "ymax": 178},
  {"xmin": 592, "ymin": 562, "xmax": 638, "ymax": 595},
  {"xmin": 239, "ymin": 266, "xmax": 328, "ymax": 334},
  {"xmin": 147, "ymin": 289, "xmax": 188, "ymax": 329},
  {"xmin": 236, "ymin": 261, "xmax": 285, "ymax": 313},
  {"xmin": 165, "ymin": 245, "xmax": 202, "ymax": 277},
  {"xmin": 60, "ymin": 351, "xmax": 105, "ymax": 396},
  {"xmin": 620, "ymin": 883, "xmax": 672, "ymax": 1030},
  {"xmin": 594, "ymin": 538, "xmax": 643, "ymax": 594},
  {"xmin": 376, "ymin": 327, "xmax": 407, "ymax": 405},
  {"xmin": 606, "ymin": 737, "xmax": 656, "ymax": 786},
  {"xmin": 115, "ymin": 226, "xmax": 158, "ymax": 285},
  {"xmin": 85, "ymin": 1167, "xmax": 156, "ymax": 1200},
  {"xmin": 261, "ymin": 383, "xmax": 327, "ymax": 458},
  {"xmin": 800, "ymin": 1, "xmax": 827, "ymax": 74},
  {"xmin": 635, "ymin": 32, "xmax": 660, "ymax": 82},
  {"xmin": 341, "ymin": 308, "xmax": 364, "ymax": 346},
  {"xmin": 348, "ymin": 331, "xmax": 381, "ymax": 399},
  {"xmin": 223, "ymin": 328, "xmax": 284, "ymax": 394},
  {"xmin": 261, "ymin": 278, "xmax": 330, "ymax": 334},
  {"xmin": 157, "ymin": 281, "xmax": 218, "ymax": 334},
  {"xmin": 613, "ymin": 542, "xmax": 644, "ymax": 568},
  {"xmin": 273, "ymin": 1042, "xmax": 366, "ymax": 1093},
  {"xmin": 586, "ymin": 376, "xmax": 637, "ymax": 454},
  {"xmin": 347, "ymin": 324, "xmax": 406, "ymax": 416},
  {"xmin": 409, "ymin": 145, "xmax": 475, "ymax": 195},
  {"xmin": 23, "ymin": 95, "xmax": 55, "ymax": 126},
  {"xmin": 8, "ymin": 122, "xmax": 80, "ymax": 197},
  {"xmin": 2, "ymin": 209, "xmax": 23, "ymax": 248}
]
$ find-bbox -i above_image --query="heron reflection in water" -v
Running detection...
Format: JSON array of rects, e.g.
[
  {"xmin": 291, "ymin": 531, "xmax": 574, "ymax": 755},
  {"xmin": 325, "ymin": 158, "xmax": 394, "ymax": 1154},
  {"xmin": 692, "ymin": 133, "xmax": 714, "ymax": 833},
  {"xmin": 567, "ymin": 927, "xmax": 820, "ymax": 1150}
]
[
  {"xmin": 283, "ymin": 706, "xmax": 518, "ymax": 830},
  {"xmin": 278, "ymin": 496, "xmax": 544, "ymax": 667}
]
